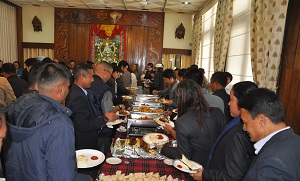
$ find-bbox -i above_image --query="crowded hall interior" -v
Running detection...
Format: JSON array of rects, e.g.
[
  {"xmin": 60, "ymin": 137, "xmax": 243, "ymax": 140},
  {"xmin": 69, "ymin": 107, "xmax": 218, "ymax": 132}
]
[{"xmin": 0, "ymin": 0, "xmax": 300, "ymax": 180}]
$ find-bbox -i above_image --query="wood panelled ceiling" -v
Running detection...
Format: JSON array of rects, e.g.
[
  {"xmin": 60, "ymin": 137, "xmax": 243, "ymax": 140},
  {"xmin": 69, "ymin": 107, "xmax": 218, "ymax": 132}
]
[{"xmin": 8, "ymin": 0, "xmax": 209, "ymax": 15}]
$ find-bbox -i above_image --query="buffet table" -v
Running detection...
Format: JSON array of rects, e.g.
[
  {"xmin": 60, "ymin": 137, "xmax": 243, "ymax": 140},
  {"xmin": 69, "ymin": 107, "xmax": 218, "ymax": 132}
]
[{"xmin": 97, "ymin": 94, "xmax": 186, "ymax": 180}]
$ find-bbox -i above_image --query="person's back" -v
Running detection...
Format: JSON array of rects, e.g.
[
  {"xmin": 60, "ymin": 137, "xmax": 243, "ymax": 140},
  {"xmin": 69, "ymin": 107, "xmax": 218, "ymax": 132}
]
[
  {"xmin": 2, "ymin": 63, "xmax": 29, "ymax": 98},
  {"xmin": 3, "ymin": 63, "xmax": 89, "ymax": 181},
  {"xmin": 0, "ymin": 77, "xmax": 16, "ymax": 108}
]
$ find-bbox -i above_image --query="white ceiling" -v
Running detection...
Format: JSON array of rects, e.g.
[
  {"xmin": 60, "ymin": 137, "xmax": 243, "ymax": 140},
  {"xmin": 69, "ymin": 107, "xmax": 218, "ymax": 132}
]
[{"xmin": 8, "ymin": 0, "xmax": 209, "ymax": 15}]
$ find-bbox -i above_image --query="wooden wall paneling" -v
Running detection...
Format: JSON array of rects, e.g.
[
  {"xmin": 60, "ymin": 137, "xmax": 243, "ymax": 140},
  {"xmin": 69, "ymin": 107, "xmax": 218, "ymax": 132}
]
[
  {"xmin": 278, "ymin": 0, "xmax": 300, "ymax": 134},
  {"xmin": 126, "ymin": 26, "xmax": 148, "ymax": 78},
  {"xmin": 55, "ymin": 8, "xmax": 164, "ymax": 65},
  {"xmin": 68, "ymin": 24, "xmax": 90, "ymax": 62},
  {"xmin": 16, "ymin": 6, "xmax": 23, "ymax": 66},
  {"xmin": 54, "ymin": 23, "xmax": 69, "ymax": 62}
]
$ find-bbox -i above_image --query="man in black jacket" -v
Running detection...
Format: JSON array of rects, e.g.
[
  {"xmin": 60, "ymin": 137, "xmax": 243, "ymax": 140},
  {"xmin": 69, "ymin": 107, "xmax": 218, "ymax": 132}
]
[
  {"xmin": 191, "ymin": 81, "xmax": 257, "ymax": 181},
  {"xmin": 2, "ymin": 63, "xmax": 28, "ymax": 98}
]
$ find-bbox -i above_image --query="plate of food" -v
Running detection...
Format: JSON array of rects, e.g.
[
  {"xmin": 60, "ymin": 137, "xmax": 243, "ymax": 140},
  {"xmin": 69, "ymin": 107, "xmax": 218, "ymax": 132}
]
[
  {"xmin": 76, "ymin": 149, "xmax": 105, "ymax": 168},
  {"xmin": 122, "ymin": 95, "xmax": 133, "ymax": 100},
  {"xmin": 143, "ymin": 133, "xmax": 169, "ymax": 145},
  {"xmin": 155, "ymin": 117, "xmax": 175, "ymax": 128},
  {"xmin": 173, "ymin": 155, "xmax": 202, "ymax": 173},
  {"xmin": 157, "ymin": 98, "xmax": 169, "ymax": 104},
  {"xmin": 106, "ymin": 119, "xmax": 123, "ymax": 126},
  {"xmin": 116, "ymin": 110, "xmax": 130, "ymax": 116},
  {"xmin": 172, "ymin": 108, "xmax": 178, "ymax": 114}
]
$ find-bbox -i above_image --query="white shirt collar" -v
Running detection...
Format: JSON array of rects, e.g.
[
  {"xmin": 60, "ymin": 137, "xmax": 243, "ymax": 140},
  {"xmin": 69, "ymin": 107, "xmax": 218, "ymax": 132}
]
[
  {"xmin": 254, "ymin": 126, "xmax": 290, "ymax": 154},
  {"xmin": 78, "ymin": 85, "xmax": 88, "ymax": 96}
]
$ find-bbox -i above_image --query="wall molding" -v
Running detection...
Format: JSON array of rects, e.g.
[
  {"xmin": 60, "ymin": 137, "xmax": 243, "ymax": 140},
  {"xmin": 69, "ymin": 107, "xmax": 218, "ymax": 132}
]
[
  {"xmin": 162, "ymin": 48, "xmax": 191, "ymax": 55},
  {"xmin": 22, "ymin": 42, "xmax": 55, "ymax": 49}
]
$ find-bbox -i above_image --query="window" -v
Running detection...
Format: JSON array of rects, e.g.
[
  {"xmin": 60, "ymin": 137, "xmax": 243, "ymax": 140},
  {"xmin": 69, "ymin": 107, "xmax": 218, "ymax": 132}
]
[
  {"xmin": 199, "ymin": 3, "xmax": 218, "ymax": 80},
  {"xmin": 198, "ymin": 0, "xmax": 253, "ymax": 84},
  {"xmin": 225, "ymin": 0, "xmax": 253, "ymax": 84}
]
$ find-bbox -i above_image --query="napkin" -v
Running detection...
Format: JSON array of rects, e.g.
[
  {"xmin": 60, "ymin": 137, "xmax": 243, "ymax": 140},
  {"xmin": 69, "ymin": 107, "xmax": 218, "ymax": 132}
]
[{"xmin": 182, "ymin": 154, "xmax": 198, "ymax": 170}]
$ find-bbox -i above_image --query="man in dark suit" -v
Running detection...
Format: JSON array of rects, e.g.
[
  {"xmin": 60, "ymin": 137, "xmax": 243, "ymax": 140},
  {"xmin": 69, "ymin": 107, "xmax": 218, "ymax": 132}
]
[
  {"xmin": 66, "ymin": 63, "xmax": 117, "ymax": 150},
  {"xmin": 239, "ymin": 88, "xmax": 300, "ymax": 181},
  {"xmin": 2, "ymin": 63, "xmax": 28, "ymax": 98}
]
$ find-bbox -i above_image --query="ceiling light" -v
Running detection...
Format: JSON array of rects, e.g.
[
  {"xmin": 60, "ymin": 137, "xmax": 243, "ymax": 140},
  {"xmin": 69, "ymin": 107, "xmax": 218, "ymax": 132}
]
[
  {"xmin": 140, "ymin": 1, "xmax": 147, "ymax": 6},
  {"xmin": 182, "ymin": 2, "xmax": 191, "ymax": 5}
]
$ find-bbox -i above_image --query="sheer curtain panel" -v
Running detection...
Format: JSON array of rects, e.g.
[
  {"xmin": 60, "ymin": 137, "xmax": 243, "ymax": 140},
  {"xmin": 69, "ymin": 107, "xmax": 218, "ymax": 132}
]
[{"xmin": 0, "ymin": 2, "xmax": 18, "ymax": 63}]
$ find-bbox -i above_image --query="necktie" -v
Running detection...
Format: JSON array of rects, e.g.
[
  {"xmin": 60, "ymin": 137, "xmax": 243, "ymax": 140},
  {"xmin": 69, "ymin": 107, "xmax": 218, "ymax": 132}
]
[{"xmin": 206, "ymin": 116, "xmax": 241, "ymax": 168}]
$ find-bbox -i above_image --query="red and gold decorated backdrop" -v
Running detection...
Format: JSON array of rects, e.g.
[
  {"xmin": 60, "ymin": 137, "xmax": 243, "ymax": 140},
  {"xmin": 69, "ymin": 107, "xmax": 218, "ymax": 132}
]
[{"xmin": 54, "ymin": 8, "xmax": 164, "ymax": 75}]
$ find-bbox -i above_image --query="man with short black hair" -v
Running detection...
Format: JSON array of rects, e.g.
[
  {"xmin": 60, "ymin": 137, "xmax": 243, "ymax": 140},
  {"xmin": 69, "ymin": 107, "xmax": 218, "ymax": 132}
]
[
  {"xmin": 239, "ymin": 88, "xmax": 300, "ymax": 181},
  {"xmin": 210, "ymin": 72, "xmax": 232, "ymax": 123},
  {"xmin": 153, "ymin": 69, "xmax": 178, "ymax": 105},
  {"xmin": 184, "ymin": 69, "xmax": 224, "ymax": 113},
  {"xmin": 21, "ymin": 58, "xmax": 38, "ymax": 83},
  {"xmin": 4, "ymin": 63, "xmax": 90, "ymax": 180},
  {"xmin": 66, "ymin": 63, "xmax": 116, "ymax": 151},
  {"xmin": 2, "ymin": 63, "xmax": 28, "ymax": 98}
]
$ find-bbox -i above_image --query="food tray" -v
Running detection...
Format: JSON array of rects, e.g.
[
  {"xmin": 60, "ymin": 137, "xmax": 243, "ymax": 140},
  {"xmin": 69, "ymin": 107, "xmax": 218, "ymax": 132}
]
[
  {"xmin": 111, "ymin": 138, "xmax": 166, "ymax": 160},
  {"xmin": 127, "ymin": 119, "xmax": 159, "ymax": 129},
  {"xmin": 134, "ymin": 96, "xmax": 158, "ymax": 102},
  {"xmin": 132, "ymin": 101, "xmax": 162, "ymax": 107}
]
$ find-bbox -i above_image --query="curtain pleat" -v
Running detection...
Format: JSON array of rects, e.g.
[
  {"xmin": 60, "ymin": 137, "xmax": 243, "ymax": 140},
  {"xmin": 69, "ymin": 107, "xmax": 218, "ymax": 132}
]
[
  {"xmin": 0, "ymin": 2, "xmax": 17, "ymax": 63},
  {"xmin": 192, "ymin": 15, "xmax": 202, "ymax": 66},
  {"xmin": 213, "ymin": 0, "xmax": 233, "ymax": 72},
  {"xmin": 23, "ymin": 48, "xmax": 54, "ymax": 61},
  {"xmin": 250, "ymin": 0, "xmax": 289, "ymax": 90}
]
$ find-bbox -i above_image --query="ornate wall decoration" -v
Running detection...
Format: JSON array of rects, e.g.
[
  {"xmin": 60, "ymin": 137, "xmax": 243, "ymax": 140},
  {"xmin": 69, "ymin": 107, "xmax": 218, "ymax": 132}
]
[
  {"xmin": 110, "ymin": 11, "xmax": 122, "ymax": 24},
  {"xmin": 175, "ymin": 23, "xmax": 185, "ymax": 39},
  {"xmin": 32, "ymin": 15, "xmax": 42, "ymax": 32},
  {"xmin": 55, "ymin": 23, "xmax": 68, "ymax": 62},
  {"xmin": 55, "ymin": 8, "xmax": 164, "ymax": 63}
]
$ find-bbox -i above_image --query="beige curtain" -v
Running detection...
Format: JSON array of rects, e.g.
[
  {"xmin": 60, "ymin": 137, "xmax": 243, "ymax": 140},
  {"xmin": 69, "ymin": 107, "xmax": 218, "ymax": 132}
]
[
  {"xmin": 213, "ymin": 0, "xmax": 233, "ymax": 71},
  {"xmin": 192, "ymin": 13, "xmax": 202, "ymax": 66},
  {"xmin": 162, "ymin": 54, "xmax": 171, "ymax": 69},
  {"xmin": 23, "ymin": 48, "xmax": 54, "ymax": 61},
  {"xmin": 0, "ymin": 2, "xmax": 18, "ymax": 63},
  {"xmin": 250, "ymin": 0, "xmax": 289, "ymax": 90}
]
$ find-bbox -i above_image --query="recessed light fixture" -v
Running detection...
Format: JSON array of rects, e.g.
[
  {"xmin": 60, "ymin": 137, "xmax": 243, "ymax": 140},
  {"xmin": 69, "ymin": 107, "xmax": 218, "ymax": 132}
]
[{"xmin": 182, "ymin": 2, "xmax": 191, "ymax": 5}]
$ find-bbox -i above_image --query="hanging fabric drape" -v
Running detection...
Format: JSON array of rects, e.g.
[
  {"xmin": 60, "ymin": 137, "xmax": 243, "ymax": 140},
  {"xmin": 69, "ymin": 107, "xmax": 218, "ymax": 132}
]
[
  {"xmin": 0, "ymin": 2, "xmax": 18, "ymax": 63},
  {"xmin": 192, "ymin": 13, "xmax": 202, "ymax": 66},
  {"xmin": 90, "ymin": 24, "xmax": 126, "ymax": 39},
  {"xmin": 250, "ymin": 0, "xmax": 289, "ymax": 90},
  {"xmin": 213, "ymin": 0, "xmax": 233, "ymax": 72}
]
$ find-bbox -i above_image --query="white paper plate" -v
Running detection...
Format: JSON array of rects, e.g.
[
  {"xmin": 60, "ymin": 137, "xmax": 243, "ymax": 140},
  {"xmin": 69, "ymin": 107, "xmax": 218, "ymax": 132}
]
[
  {"xmin": 143, "ymin": 133, "xmax": 169, "ymax": 145},
  {"xmin": 106, "ymin": 157, "xmax": 122, "ymax": 165},
  {"xmin": 155, "ymin": 117, "xmax": 175, "ymax": 128},
  {"xmin": 106, "ymin": 119, "xmax": 123, "ymax": 126},
  {"xmin": 173, "ymin": 159, "xmax": 202, "ymax": 173},
  {"xmin": 76, "ymin": 149, "xmax": 105, "ymax": 168},
  {"xmin": 163, "ymin": 158, "xmax": 174, "ymax": 166},
  {"xmin": 116, "ymin": 110, "xmax": 130, "ymax": 116}
]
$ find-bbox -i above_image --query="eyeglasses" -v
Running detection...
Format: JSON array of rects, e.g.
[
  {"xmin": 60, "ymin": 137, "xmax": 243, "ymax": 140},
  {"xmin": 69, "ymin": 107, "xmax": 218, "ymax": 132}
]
[{"xmin": 104, "ymin": 69, "xmax": 113, "ymax": 77}]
